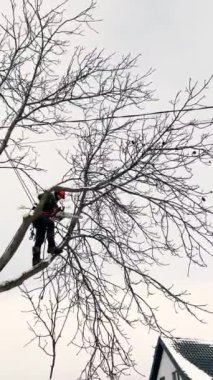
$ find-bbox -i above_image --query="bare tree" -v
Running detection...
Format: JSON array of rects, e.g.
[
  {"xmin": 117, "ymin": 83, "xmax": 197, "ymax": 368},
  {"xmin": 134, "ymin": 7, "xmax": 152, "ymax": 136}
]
[
  {"xmin": 1, "ymin": 1, "xmax": 213, "ymax": 379},
  {"xmin": 22, "ymin": 273, "xmax": 74, "ymax": 380}
]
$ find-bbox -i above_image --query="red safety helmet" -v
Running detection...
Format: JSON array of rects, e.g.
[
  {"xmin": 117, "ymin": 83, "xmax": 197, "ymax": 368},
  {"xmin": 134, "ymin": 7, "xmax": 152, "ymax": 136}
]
[{"xmin": 55, "ymin": 189, "xmax": 65, "ymax": 199}]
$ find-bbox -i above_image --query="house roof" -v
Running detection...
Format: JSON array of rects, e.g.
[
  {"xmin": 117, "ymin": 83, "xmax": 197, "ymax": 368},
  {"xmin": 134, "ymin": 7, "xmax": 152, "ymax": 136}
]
[{"xmin": 149, "ymin": 336, "xmax": 213, "ymax": 380}]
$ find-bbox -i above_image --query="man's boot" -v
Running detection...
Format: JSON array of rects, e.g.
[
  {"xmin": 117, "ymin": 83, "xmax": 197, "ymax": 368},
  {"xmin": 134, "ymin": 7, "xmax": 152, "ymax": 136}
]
[
  {"xmin": 47, "ymin": 246, "xmax": 63, "ymax": 255},
  {"xmin": 32, "ymin": 246, "xmax": 41, "ymax": 266}
]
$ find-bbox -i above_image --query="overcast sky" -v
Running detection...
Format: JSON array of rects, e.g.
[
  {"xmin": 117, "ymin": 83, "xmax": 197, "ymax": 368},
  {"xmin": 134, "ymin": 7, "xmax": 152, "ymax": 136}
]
[{"xmin": 1, "ymin": 1, "xmax": 213, "ymax": 379}]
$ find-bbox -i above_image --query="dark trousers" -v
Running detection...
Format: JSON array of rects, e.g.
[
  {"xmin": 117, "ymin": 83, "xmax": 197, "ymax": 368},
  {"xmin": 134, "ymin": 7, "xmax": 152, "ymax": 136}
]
[{"xmin": 33, "ymin": 215, "xmax": 55, "ymax": 250}]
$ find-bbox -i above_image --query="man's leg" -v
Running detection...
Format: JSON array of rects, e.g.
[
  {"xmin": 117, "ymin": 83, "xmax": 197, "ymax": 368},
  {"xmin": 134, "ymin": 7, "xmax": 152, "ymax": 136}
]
[
  {"xmin": 32, "ymin": 246, "xmax": 41, "ymax": 266},
  {"xmin": 46, "ymin": 217, "xmax": 55, "ymax": 253},
  {"xmin": 32, "ymin": 218, "xmax": 46, "ymax": 265},
  {"xmin": 46, "ymin": 218, "xmax": 62, "ymax": 255}
]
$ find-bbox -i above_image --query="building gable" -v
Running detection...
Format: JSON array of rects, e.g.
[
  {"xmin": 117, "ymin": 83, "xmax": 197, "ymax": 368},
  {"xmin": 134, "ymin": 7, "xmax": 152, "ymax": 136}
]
[
  {"xmin": 157, "ymin": 349, "xmax": 183, "ymax": 380},
  {"xmin": 149, "ymin": 337, "xmax": 189, "ymax": 380}
]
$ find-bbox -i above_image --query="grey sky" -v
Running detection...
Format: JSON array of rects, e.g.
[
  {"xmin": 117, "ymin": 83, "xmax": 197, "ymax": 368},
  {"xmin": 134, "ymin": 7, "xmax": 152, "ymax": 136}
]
[{"xmin": 1, "ymin": 0, "xmax": 213, "ymax": 379}]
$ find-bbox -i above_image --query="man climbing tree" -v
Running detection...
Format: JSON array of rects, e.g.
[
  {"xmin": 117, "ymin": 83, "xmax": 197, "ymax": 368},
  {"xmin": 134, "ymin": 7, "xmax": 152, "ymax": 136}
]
[{"xmin": 32, "ymin": 189, "xmax": 65, "ymax": 266}]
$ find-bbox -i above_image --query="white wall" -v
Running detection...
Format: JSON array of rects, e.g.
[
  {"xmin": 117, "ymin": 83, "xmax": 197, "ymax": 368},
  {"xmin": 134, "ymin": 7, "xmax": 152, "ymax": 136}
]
[{"xmin": 157, "ymin": 350, "xmax": 183, "ymax": 380}]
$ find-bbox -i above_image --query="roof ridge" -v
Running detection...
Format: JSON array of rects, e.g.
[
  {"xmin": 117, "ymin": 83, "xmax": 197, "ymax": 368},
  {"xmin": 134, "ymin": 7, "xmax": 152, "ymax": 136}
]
[{"xmin": 163, "ymin": 336, "xmax": 213, "ymax": 344}]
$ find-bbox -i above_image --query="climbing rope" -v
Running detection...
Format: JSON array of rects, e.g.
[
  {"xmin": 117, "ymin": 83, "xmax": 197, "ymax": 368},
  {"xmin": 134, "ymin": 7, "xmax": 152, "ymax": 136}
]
[{"xmin": 4, "ymin": 149, "xmax": 35, "ymax": 206}]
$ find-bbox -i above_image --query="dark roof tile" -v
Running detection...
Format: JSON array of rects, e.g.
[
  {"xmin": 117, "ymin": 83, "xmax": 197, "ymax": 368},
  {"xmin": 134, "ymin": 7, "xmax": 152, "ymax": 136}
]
[{"xmin": 173, "ymin": 339, "xmax": 213, "ymax": 377}]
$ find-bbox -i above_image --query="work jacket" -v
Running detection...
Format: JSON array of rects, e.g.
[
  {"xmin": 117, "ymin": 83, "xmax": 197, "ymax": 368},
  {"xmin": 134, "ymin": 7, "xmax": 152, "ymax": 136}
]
[{"xmin": 38, "ymin": 192, "xmax": 60, "ymax": 217}]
